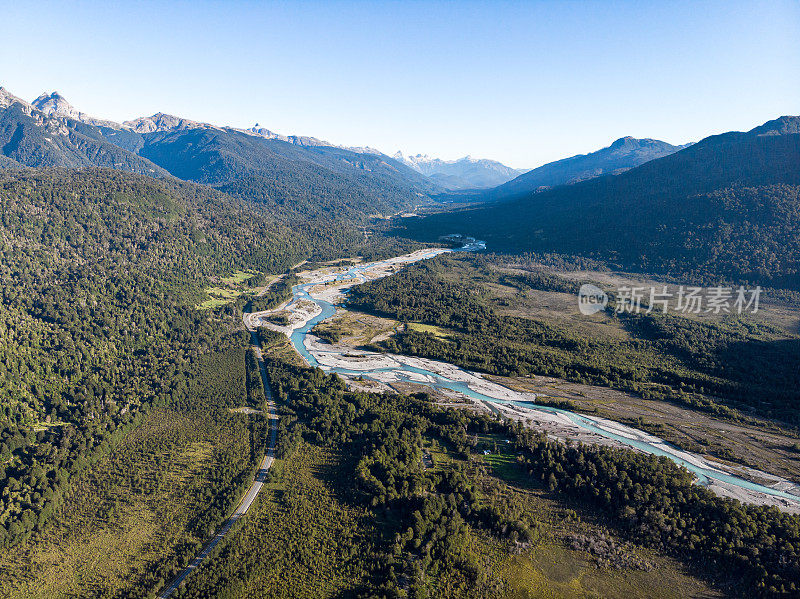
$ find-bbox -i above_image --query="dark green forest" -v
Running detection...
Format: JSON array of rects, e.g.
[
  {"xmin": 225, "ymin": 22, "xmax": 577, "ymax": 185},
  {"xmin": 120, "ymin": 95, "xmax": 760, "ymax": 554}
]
[
  {"xmin": 0, "ymin": 167, "xmax": 421, "ymax": 550},
  {"xmin": 0, "ymin": 168, "xmax": 285, "ymax": 547}
]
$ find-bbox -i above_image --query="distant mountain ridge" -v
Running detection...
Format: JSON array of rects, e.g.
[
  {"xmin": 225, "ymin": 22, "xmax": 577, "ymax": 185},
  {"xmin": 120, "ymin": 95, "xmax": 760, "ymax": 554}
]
[
  {"xmin": 27, "ymin": 90, "xmax": 394, "ymax": 160},
  {"xmin": 0, "ymin": 85, "xmax": 436, "ymax": 220},
  {"xmin": 403, "ymin": 116, "xmax": 800, "ymax": 288},
  {"xmin": 487, "ymin": 135, "xmax": 690, "ymax": 201},
  {"xmin": 123, "ymin": 112, "xmax": 217, "ymax": 134},
  {"xmin": 393, "ymin": 151, "xmax": 525, "ymax": 190},
  {"xmin": 14, "ymin": 88, "xmax": 539, "ymax": 196}
]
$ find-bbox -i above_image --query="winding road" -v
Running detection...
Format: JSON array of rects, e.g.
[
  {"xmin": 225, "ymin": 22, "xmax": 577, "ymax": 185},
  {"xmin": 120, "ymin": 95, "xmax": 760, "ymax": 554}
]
[{"xmin": 158, "ymin": 322, "xmax": 278, "ymax": 598}]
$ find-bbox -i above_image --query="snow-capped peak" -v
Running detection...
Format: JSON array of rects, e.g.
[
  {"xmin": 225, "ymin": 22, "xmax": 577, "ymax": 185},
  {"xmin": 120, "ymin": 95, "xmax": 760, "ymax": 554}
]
[{"xmin": 392, "ymin": 150, "xmax": 525, "ymax": 189}]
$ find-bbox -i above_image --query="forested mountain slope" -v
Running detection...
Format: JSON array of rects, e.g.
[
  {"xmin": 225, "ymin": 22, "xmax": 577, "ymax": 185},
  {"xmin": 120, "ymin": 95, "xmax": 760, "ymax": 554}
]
[
  {"xmin": 0, "ymin": 88, "xmax": 166, "ymax": 176},
  {"xmin": 134, "ymin": 126, "xmax": 435, "ymax": 220},
  {"xmin": 0, "ymin": 168, "xmax": 309, "ymax": 548},
  {"xmin": 405, "ymin": 117, "xmax": 800, "ymax": 288},
  {"xmin": 1, "ymin": 85, "xmax": 439, "ymax": 221},
  {"xmin": 486, "ymin": 135, "xmax": 688, "ymax": 200}
]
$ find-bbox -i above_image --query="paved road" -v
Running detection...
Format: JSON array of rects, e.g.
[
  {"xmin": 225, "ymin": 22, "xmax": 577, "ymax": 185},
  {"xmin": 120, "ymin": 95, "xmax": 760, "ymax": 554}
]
[{"xmin": 158, "ymin": 323, "xmax": 278, "ymax": 598}]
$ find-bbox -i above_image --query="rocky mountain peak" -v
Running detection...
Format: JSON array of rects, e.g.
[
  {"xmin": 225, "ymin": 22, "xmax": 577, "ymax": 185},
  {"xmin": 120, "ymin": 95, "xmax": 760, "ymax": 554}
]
[
  {"xmin": 0, "ymin": 86, "xmax": 31, "ymax": 110},
  {"xmin": 123, "ymin": 112, "xmax": 216, "ymax": 134},
  {"xmin": 31, "ymin": 91, "xmax": 125, "ymax": 129},
  {"xmin": 609, "ymin": 136, "xmax": 638, "ymax": 149},
  {"xmin": 32, "ymin": 91, "xmax": 80, "ymax": 119}
]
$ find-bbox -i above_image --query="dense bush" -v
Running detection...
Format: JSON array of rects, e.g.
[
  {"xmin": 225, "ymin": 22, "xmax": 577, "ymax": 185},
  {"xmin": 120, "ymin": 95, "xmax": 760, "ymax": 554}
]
[{"xmin": 0, "ymin": 169, "xmax": 297, "ymax": 547}]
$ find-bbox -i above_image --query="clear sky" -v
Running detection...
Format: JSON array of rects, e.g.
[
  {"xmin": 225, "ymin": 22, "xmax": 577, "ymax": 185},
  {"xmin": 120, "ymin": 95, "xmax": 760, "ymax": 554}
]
[{"xmin": 1, "ymin": 0, "xmax": 798, "ymax": 168}]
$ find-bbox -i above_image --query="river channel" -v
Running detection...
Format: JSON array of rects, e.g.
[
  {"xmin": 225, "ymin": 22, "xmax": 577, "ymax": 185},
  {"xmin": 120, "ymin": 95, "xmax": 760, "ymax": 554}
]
[{"xmin": 260, "ymin": 243, "xmax": 800, "ymax": 510}]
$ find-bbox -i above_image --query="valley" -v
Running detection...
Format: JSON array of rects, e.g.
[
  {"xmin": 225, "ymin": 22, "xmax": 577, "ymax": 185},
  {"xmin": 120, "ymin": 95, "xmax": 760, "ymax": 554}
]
[
  {"xmin": 1, "ymin": 16, "xmax": 799, "ymax": 595},
  {"xmin": 1, "ymin": 138, "xmax": 799, "ymax": 596},
  {"xmin": 250, "ymin": 246, "xmax": 800, "ymax": 513}
]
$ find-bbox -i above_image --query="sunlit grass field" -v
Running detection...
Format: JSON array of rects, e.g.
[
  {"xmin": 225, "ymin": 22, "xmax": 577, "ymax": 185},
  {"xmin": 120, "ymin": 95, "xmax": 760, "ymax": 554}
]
[
  {"xmin": 0, "ymin": 347, "xmax": 259, "ymax": 599},
  {"xmin": 179, "ymin": 443, "xmax": 376, "ymax": 598},
  {"xmin": 197, "ymin": 270, "xmax": 261, "ymax": 309}
]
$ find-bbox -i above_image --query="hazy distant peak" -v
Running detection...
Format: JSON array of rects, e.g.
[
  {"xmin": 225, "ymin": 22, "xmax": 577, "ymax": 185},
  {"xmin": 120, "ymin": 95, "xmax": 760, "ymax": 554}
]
[
  {"xmin": 346, "ymin": 145, "xmax": 384, "ymax": 155},
  {"xmin": 286, "ymin": 134, "xmax": 337, "ymax": 148},
  {"xmin": 394, "ymin": 152, "xmax": 506, "ymax": 168},
  {"xmin": 240, "ymin": 124, "xmax": 382, "ymax": 155},
  {"xmin": 241, "ymin": 124, "xmax": 287, "ymax": 141},
  {"xmin": 393, "ymin": 151, "xmax": 429, "ymax": 169},
  {"xmin": 123, "ymin": 112, "xmax": 218, "ymax": 134},
  {"xmin": 392, "ymin": 151, "xmax": 524, "ymax": 189}
]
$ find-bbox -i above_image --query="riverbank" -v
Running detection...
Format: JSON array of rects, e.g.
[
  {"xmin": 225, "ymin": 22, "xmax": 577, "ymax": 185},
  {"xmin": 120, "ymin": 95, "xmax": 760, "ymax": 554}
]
[{"xmin": 252, "ymin": 246, "xmax": 800, "ymax": 513}]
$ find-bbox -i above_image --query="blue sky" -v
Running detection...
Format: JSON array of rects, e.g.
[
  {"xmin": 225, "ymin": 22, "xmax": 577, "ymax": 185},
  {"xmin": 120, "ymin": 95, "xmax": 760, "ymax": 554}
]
[{"xmin": 1, "ymin": 0, "xmax": 798, "ymax": 168}]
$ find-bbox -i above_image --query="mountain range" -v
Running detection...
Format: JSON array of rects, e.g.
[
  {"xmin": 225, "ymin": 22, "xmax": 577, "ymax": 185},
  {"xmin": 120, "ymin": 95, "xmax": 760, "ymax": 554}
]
[
  {"xmin": 6, "ymin": 83, "xmax": 799, "ymax": 289},
  {"xmin": 483, "ymin": 136, "xmax": 691, "ymax": 202},
  {"xmin": 392, "ymin": 152, "xmax": 525, "ymax": 190},
  {"xmin": 0, "ymin": 87, "xmax": 167, "ymax": 175},
  {"xmin": 403, "ymin": 115, "xmax": 800, "ymax": 288},
  {"xmin": 31, "ymin": 90, "xmax": 528, "ymax": 191},
  {"xmin": 31, "ymin": 90, "xmax": 382, "ymax": 152},
  {"xmin": 3, "ymin": 86, "xmax": 695, "ymax": 211},
  {"xmin": 2, "ymin": 88, "xmax": 434, "ymax": 220}
]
